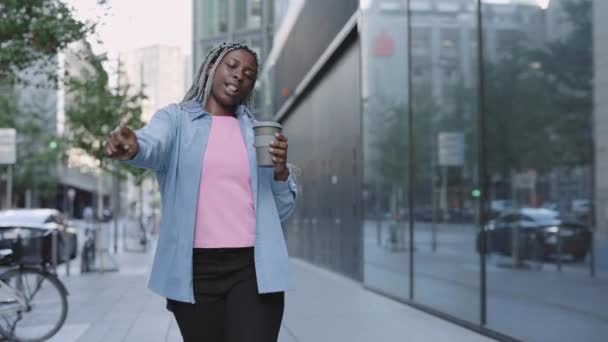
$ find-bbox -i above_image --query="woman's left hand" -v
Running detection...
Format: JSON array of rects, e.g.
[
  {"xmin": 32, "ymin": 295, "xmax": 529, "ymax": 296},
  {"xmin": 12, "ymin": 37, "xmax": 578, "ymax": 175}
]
[{"xmin": 269, "ymin": 133, "xmax": 289, "ymax": 181}]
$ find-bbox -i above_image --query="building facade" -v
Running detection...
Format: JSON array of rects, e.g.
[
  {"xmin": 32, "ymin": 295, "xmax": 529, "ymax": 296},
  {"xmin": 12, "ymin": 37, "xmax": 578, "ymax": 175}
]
[
  {"xmin": 119, "ymin": 45, "xmax": 188, "ymax": 220},
  {"xmin": 272, "ymin": 0, "xmax": 606, "ymax": 341},
  {"xmin": 7, "ymin": 45, "xmax": 113, "ymax": 217},
  {"xmin": 593, "ymin": 0, "xmax": 608, "ymax": 242},
  {"xmin": 192, "ymin": 0, "xmax": 275, "ymax": 116},
  {"xmin": 120, "ymin": 45, "xmax": 187, "ymax": 122}
]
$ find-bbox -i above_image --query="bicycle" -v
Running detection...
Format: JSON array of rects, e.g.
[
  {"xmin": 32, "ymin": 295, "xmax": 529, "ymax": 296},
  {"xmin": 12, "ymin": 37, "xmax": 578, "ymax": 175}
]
[{"xmin": 0, "ymin": 234, "xmax": 69, "ymax": 342}]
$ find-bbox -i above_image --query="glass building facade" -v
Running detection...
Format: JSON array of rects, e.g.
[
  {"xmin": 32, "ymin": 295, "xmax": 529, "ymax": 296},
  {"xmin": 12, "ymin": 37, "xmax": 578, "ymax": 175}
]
[
  {"xmin": 274, "ymin": 0, "xmax": 608, "ymax": 341},
  {"xmin": 360, "ymin": 0, "xmax": 606, "ymax": 341}
]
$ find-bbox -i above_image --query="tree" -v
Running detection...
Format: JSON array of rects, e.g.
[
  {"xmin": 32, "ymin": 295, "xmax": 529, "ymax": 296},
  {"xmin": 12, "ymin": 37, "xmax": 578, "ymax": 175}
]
[
  {"xmin": 0, "ymin": 93, "xmax": 64, "ymax": 205},
  {"xmin": 0, "ymin": 1, "xmax": 146, "ymax": 210},
  {"xmin": 63, "ymin": 42, "xmax": 146, "ymax": 179},
  {"xmin": 0, "ymin": 0, "xmax": 94, "ymax": 84},
  {"xmin": 0, "ymin": 0, "xmax": 103, "ymax": 206}
]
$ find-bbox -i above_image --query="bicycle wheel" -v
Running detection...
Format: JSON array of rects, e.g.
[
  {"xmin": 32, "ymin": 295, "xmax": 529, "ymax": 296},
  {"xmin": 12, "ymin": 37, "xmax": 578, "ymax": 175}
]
[{"xmin": 0, "ymin": 268, "xmax": 68, "ymax": 342}]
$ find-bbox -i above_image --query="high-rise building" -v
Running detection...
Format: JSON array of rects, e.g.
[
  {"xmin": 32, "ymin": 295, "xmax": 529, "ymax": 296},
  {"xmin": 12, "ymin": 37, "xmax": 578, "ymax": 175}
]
[
  {"xmin": 120, "ymin": 45, "xmax": 187, "ymax": 122},
  {"xmin": 119, "ymin": 45, "xmax": 187, "ymax": 220},
  {"xmin": 192, "ymin": 0, "xmax": 274, "ymax": 115},
  {"xmin": 8, "ymin": 43, "xmax": 113, "ymax": 214}
]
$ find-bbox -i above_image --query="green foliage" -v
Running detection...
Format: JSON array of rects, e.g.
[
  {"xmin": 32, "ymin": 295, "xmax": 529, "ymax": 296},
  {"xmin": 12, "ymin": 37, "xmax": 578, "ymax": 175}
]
[
  {"xmin": 63, "ymin": 43, "xmax": 146, "ymax": 179},
  {"xmin": 484, "ymin": 0, "xmax": 593, "ymax": 176},
  {"xmin": 0, "ymin": 0, "xmax": 147, "ymax": 206},
  {"xmin": 0, "ymin": 93, "xmax": 64, "ymax": 199},
  {"xmin": 0, "ymin": 0, "xmax": 92, "ymax": 84}
]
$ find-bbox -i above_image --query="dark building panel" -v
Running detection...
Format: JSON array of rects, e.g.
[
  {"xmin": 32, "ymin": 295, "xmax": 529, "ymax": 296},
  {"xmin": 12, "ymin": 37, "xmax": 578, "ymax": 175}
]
[
  {"xmin": 273, "ymin": 0, "xmax": 358, "ymax": 113},
  {"xmin": 281, "ymin": 39, "xmax": 362, "ymax": 281}
]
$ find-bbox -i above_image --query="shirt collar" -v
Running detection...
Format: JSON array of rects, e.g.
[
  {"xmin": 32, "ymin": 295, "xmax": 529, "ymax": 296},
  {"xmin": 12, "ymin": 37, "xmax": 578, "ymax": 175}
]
[{"xmin": 180, "ymin": 99, "xmax": 254, "ymax": 121}]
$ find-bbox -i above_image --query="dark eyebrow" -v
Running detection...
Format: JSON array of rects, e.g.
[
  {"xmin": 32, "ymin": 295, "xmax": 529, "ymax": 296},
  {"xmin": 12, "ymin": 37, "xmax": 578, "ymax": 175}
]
[{"xmin": 227, "ymin": 57, "xmax": 257, "ymax": 73}]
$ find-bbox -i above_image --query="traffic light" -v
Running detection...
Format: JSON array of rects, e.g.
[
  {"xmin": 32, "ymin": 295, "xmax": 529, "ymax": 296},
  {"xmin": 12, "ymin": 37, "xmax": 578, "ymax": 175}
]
[{"xmin": 471, "ymin": 189, "xmax": 481, "ymax": 198}]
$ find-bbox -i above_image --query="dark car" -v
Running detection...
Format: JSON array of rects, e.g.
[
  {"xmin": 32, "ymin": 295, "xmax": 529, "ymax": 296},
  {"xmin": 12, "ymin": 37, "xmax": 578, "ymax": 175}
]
[
  {"xmin": 0, "ymin": 209, "xmax": 78, "ymax": 265},
  {"xmin": 477, "ymin": 208, "xmax": 591, "ymax": 261}
]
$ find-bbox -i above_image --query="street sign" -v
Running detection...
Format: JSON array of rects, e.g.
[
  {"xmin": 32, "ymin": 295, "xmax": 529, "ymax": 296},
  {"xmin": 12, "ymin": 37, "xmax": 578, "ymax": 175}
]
[
  {"xmin": 438, "ymin": 132, "xmax": 464, "ymax": 166},
  {"xmin": 512, "ymin": 170, "xmax": 537, "ymax": 189},
  {"xmin": 0, "ymin": 129, "xmax": 16, "ymax": 165}
]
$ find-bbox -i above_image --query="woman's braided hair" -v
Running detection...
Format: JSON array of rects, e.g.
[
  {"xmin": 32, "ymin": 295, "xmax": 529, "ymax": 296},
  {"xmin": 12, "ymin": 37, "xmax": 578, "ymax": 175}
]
[{"xmin": 182, "ymin": 41, "xmax": 260, "ymax": 110}]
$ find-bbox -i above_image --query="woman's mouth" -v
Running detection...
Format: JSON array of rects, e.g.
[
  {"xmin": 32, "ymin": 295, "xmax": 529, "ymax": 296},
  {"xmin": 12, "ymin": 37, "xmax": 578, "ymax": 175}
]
[{"xmin": 225, "ymin": 84, "xmax": 240, "ymax": 96}]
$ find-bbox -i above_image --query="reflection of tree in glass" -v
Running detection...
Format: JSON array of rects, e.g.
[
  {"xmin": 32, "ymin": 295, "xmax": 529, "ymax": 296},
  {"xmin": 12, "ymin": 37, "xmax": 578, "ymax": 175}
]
[
  {"xmin": 367, "ymin": 97, "xmax": 438, "ymax": 216},
  {"xmin": 530, "ymin": 0, "xmax": 592, "ymax": 167},
  {"xmin": 485, "ymin": 0, "xmax": 592, "ymax": 178}
]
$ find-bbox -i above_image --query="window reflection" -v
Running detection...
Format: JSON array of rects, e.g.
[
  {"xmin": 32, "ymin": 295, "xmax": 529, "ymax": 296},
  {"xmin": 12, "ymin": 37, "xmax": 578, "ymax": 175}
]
[{"xmin": 361, "ymin": 0, "xmax": 606, "ymax": 340}]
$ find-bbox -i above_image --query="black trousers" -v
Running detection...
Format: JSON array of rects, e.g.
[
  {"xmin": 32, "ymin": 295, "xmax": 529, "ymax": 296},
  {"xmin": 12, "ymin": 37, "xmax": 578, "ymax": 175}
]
[{"xmin": 167, "ymin": 247, "xmax": 284, "ymax": 342}]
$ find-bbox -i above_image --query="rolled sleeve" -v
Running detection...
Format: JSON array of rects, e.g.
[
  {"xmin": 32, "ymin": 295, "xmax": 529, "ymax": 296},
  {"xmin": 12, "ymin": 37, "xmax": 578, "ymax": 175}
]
[
  {"xmin": 272, "ymin": 172, "xmax": 297, "ymax": 221},
  {"xmin": 126, "ymin": 131, "xmax": 149, "ymax": 166},
  {"xmin": 271, "ymin": 172, "xmax": 297, "ymax": 196}
]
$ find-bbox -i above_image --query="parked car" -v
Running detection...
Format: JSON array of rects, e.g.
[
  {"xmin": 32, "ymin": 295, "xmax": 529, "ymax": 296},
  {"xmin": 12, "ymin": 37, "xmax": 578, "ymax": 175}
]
[
  {"xmin": 0, "ymin": 209, "xmax": 78, "ymax": 265},
  {"xmin": 477, "ymin": 208, "xmax": 591, "ymax": 261},
  {"xmin": 489, "ymin": 199, "xmax": 514, "ymax": 219}
]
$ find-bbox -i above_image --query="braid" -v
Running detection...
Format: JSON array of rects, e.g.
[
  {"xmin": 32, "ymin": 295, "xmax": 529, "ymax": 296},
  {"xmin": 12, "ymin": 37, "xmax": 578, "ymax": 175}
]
[{"xmin": 182, "ymin": 41, "xmax": 260, "ymax": 110}]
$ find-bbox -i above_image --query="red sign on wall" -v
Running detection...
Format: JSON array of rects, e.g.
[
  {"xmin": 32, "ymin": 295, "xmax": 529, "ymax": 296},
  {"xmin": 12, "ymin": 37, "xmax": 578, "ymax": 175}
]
[{"xmin": 373, "ymin": 30, "xmax": 395, "ymax": 57}]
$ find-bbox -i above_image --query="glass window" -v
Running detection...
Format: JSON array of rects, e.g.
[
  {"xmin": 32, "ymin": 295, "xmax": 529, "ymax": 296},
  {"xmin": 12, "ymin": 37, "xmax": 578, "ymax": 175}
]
[
  {"xmin": 482, "ymin": 1, "xmax": 603, "ymax": 341},
  {"xmin": 411, "ymin": 2, "xmax": 481, "ymax": 324},
  {"xmin": 201, "ymin": 0, "xmax": 216, "ymax": 36},
  {"xmin": 361, "ymin": 2, "xmax": 412, "ymax": 300},
  {"xmin": 361, "ymin": 1, "xmax": 606, "ymax": 340},
  {"xmin": 234, "ymin": 0, "xmax": 262, "ymax": 31},
  {"xmin": 218, "ymin": 0, "xmax": 228, "ymax": 33}
]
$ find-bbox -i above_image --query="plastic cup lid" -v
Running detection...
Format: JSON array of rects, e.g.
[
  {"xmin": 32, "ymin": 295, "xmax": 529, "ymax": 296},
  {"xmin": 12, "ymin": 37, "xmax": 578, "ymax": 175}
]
[{"xmin": 253, "ymin": 121, "xmax": 283, "ymax": 129}]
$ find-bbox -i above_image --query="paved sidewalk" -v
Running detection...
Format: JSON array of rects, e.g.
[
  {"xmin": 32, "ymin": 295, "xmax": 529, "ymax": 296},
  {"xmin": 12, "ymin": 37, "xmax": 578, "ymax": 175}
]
[{"xmin": 50, "ymin": 250, "xmax": 495, "ymax": 342}]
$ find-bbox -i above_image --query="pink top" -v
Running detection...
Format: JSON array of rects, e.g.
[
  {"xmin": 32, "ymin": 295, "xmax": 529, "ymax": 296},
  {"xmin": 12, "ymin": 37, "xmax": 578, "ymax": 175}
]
[{"xmin": 193, "ymin": 115, "xmax": 255, "ymax": 248}]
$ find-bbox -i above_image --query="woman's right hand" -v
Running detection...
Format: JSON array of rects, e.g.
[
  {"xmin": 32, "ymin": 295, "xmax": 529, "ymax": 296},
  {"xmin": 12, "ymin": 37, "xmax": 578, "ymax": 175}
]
[{"xmin": 104, "ymin": 126, "xmax": 140, "ymax": 161}]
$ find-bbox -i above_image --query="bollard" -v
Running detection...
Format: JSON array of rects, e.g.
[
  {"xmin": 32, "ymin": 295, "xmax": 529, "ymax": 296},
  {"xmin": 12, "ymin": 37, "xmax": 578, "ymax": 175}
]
[
  {"xmin": 589, "ymin": 229, "xmax": 595, "ymax": 277},
  {"xmin": 512, "ymin": 226, "xmax": 521, "ymax": 268},
  {"xmin": 51, "ymin": 230, "xmax": 58, "ymax": 270},
  {"xmin": 65, "ymin": 251, "xmax": 70, "ymax": 276},
  {"xmin": 96, "ymin": 222, "xmax": 104, "ymax": 273},
  {"xmin": 556, "ymin": 227, "xmax": 563, "ymax": 272},
  {"xmin": 376, "ymin": 218, "xmax": 382, "ymax": 247},
  {"xmin": 431, "ymin": 222, "xmax": 438, "ymax": 252}
]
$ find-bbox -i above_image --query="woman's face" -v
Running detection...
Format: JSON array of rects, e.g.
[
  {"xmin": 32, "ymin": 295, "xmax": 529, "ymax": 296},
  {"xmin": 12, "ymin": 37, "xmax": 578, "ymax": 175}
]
[{"xmin": 209, "ymin": 48, "xmax": 257, "ymax": 109}]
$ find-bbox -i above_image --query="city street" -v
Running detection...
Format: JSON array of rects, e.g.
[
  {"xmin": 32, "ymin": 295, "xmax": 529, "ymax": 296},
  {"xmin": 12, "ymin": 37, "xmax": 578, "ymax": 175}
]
[
  {"xmin": 364, "ymin": 220, "xmax": 608, "ymax": 342},
  {"xmin": 39, "ymin": 221, "xmax": 494, "ymax": 342}
]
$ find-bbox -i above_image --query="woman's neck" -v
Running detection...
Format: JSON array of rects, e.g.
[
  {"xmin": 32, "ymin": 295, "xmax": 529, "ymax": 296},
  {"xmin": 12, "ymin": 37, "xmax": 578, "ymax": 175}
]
[{"xmin": 204, "ymin": 98, "xmax": 237, "ymax": 117}]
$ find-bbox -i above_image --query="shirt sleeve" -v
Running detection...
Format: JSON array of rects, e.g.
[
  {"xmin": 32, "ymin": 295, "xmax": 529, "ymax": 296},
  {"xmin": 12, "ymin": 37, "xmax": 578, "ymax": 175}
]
[
  {"xmin": 271, "ymin": 171, "xmax": 297, "ymax": 222},
  {"xmin": 126, "ymin": 105, "xmax": 176, "ymax": 172}
]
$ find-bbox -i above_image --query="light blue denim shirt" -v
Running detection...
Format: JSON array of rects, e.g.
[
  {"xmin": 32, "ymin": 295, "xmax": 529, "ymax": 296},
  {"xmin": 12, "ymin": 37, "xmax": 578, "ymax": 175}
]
[{"xmin": 125, "ymin": 99, "xmax": 297, "ymax": 303}]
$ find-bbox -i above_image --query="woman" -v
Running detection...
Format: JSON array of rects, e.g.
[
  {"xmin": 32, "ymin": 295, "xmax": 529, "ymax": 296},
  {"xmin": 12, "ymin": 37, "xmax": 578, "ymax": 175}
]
[{"xmin": 104, "ymin": 42, "xmax": 297, "ymax": 342}]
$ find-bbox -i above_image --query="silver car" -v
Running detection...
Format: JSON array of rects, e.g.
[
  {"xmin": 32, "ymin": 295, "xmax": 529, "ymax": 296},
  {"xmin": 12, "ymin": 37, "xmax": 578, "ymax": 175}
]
[{"xmin": 0, "ymin": 209, "xmax": 78, "ymax": 265}]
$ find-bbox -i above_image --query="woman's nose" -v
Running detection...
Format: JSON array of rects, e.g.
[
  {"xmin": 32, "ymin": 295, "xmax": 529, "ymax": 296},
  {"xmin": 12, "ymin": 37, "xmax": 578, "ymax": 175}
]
[{"xmin": 232, "ymin": 70, "xmax": 243, "ymax": 81}]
